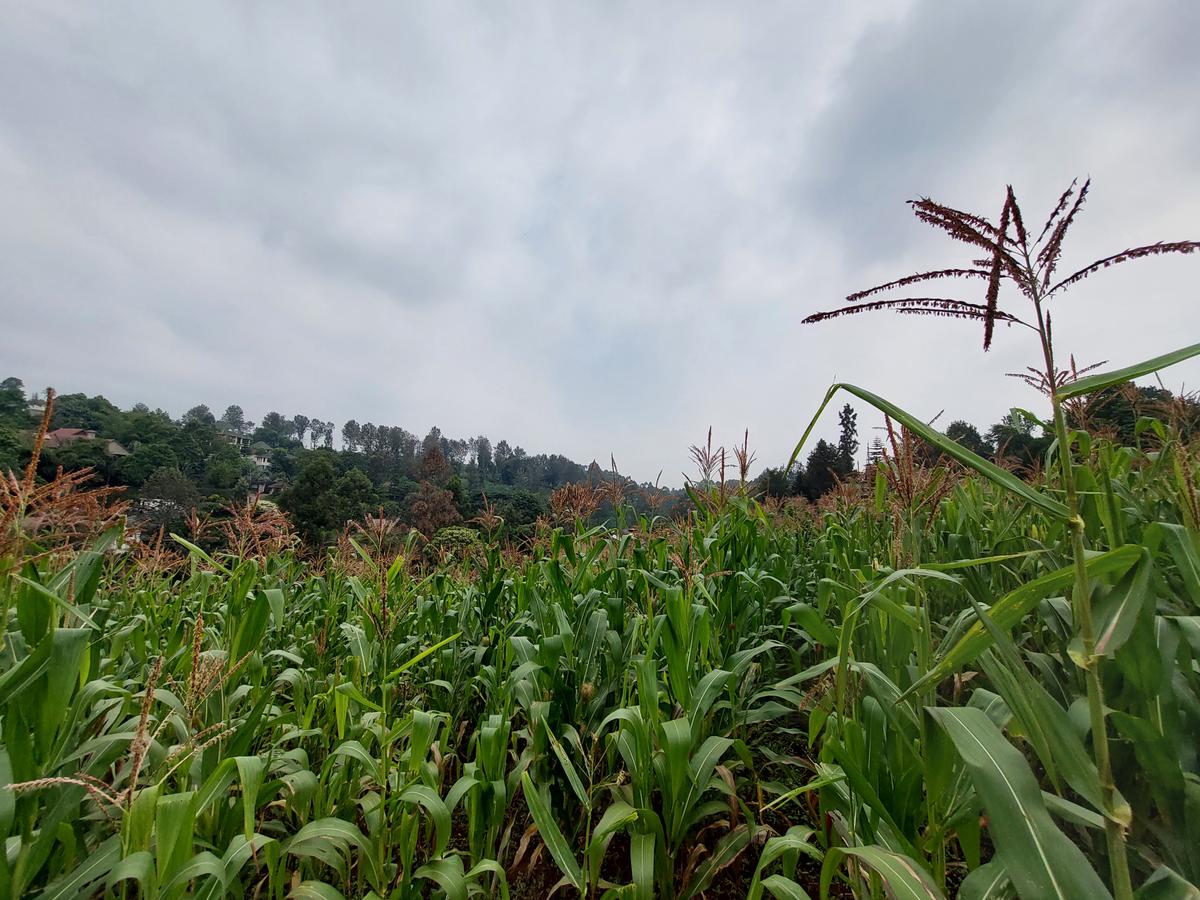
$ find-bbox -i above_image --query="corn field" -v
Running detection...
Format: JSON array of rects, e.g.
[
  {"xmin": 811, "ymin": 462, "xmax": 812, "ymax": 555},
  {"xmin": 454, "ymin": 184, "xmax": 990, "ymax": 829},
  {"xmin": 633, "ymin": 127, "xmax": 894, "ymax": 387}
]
[
  {"xmin": 3, "ymin": 181, "xmax": 1200, "ymax": 898},
  {"xmin": 2, "ymin": 399, "xmax": 1199, "ymax": 899}
]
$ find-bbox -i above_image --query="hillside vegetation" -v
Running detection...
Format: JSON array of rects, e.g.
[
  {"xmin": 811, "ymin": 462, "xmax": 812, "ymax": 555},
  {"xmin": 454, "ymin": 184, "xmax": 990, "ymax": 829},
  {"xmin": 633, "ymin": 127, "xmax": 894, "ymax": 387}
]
[{"xmin": 1, "ymin": 180, "xmax": 1199, "ymax": 898}]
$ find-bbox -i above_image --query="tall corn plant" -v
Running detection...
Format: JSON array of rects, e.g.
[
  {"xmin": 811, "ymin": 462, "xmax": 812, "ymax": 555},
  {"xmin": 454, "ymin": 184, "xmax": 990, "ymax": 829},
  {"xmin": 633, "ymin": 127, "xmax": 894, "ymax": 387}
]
[{"xmin": 797, "ymin": 179, "xmax": 1200, "ymax": 898}]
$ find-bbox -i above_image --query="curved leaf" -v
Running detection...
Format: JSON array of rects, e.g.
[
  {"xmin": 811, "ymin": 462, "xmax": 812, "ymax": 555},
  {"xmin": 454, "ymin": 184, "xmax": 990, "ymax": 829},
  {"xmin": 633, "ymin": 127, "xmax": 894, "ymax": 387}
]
[
  {"xmin": 927, "ymin": 706, "xmax": 1110, "ymax": 899},
  {"xmin": 1057, "ymin": 343, "xmax": 1200, "ymax": 400},
  {"xmin": 820, "ymin": 845, "xmax": 943, "ymax": 900},
  {"xmin": 520, "ymin": 771, "xmax": 584, "ymax": 892},
  {"xmin": 789, "ymin": 383, "xmax": 1069, "ymax": 518}
]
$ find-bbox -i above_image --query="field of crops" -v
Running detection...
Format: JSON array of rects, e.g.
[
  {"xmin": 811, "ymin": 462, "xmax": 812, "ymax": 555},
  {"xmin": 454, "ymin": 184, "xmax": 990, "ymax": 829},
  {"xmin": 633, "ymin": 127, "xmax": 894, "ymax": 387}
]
[
  {"xmin": 4, "ymin": 183, "xmax": 1200, "ymax": 899},
  {"xmin": 2, "ymin": 393, "xmax": 1199, "ymax": 899}
]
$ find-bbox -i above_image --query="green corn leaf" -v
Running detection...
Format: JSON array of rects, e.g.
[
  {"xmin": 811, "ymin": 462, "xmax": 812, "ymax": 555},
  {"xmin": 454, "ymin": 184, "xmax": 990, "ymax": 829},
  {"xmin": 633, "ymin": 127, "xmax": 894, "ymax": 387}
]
[
  {"xmin": 466, "ymin": 859, "xmax": 511, "ymax": 900},
  {"xmin": 749, "ymin": 825, "xmax": 821, "ymax": 900},
  {"xmin": 587, "ymin": 801, "xmax": 638, "ymax": 885},
  {"xmin": 106, "ymin": 851, "xmax": 157, "ymax": 895},
  {"xmin": 36, "ymin": 628, "xmax": 89, "ymax": 750},
  {"xmin": 790, "ymin": 383, "xmax": 1069, "ymax": 518},
  {"xmin": 12, "ymin": 576, "xmax": 100, "ymax": 630},
  {"xmin": 415, "ymin": 856, "xmax": 467, "ymax": 900},
  {"xmin": 1056, "ymin": 343, "xmax": 1200, "ymax": 400},
  {"xmin": 385, "ymin": 631, "xmax": 462, "ymax": 682},
  {"xmin": 169, "ymin": 535, "xmax": 230, "ymax": 574},
  {"xmin": 160, "ymin": 851, "xmax": 224, "ymax": 896},
  {"xmin": 284, "ymin": 817, "xmax": 376, "ymax": 885},
  {"xmin": 761, "ymin": 874, "xmax": 814, "ymax": 899},
  {"xmin": 125, "ymin": 784, "xmax": 161, "ymax": 854},
  {"xmin": 399, "ymin": 784, "xmax": 453, "ymax": 857},
  {"xmin": 264, "ymin": 587, "xmax": 285, "ymax": 628},
  {"xmin": 194, "ymin": 758, "xmax": 238, "ymax": 816},
  {"xmin": 687, "ymin": 668, "xmax": 732, "ymax": 738},
  {"xmin": 1133, "ymin": 865, "xmax": 1200, "ymax": 899},
  {"xmin": 762, "ymin": 771, "xmax": 846, "ymax": 813},
  {"xmin": 232, "ymin": 591, "xmax": 271, "ymax": 663},
  {"xmin": 630, "ymin": 831, "xmax": 655, "ymax": 900},
  {"xmin": 1090, "ymin": 549, "xmax": 1153, "ymax": 657},
  {"xmin": 958, "ymin": 861, "xmax": 1014, "ymax": 899},
  {"xmin": 968, "ymin": 595, "xmax": 1130, "ymax": 825},
  {"xmin": 825, "ymin": 740, "xmax": 920, "ymax": 860},
  {"xmin": 36, "ymin": 834, "xmax": 121, "ymax": 900},
  {"xmin": 927, "ymin": 706, "xmax": 1111, "ymax": 899},
  {"xmin": 820, "ymin": 845, "xmax": 943, "ymax": 899},
  {"xmin": 333, "ymin": 681, "xmax": 383, "ymax": 713},
  {"xmin": 543, "ymin": 719, "xmax": 590, "ymax": 811},
  {"xmin": 154, "ymin": 790, "xmax": 197, "ymax": 886},
  {"xmin": 207, "ymin": 834, "xmax": 276, "ymax": 900},
  {"xmin": 332, "ymin": 740, "xmax": 384, "ymax": 784},
  {"xmin": 1149, "ymin": 523, "xmax": 1200, "ymax": 604},
  {"xmin": 289, "ymin": 881, "xmax": 347, "ymax": 900},
  {"xmin": 902, "ymin": 545, "xmax": 1141, "ymax": 699},
  {"xmin": 0, "ymin": 636, "xmax": 53, "ymax": 707},
  {"xmin": 46, "ymin": 525, "xmax": 121, "ymax": 608},
  {"xmin": 521, "ymin": 771, "xmax": 584, "ymax": 892},
  {"xmin": 234, "ymin": 756, "xmax": 265, "ymax": 842},
  {"xmin": 0, "ymin": 749, "xmax": 12, "ymax": 840}
]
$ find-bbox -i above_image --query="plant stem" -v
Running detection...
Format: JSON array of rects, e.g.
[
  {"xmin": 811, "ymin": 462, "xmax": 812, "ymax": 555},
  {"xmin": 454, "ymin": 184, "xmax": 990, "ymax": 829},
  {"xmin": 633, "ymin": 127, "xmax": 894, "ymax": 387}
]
[{"xmin": 1031, "ymin": 290, "xmax": 1133, "ymax": 900}]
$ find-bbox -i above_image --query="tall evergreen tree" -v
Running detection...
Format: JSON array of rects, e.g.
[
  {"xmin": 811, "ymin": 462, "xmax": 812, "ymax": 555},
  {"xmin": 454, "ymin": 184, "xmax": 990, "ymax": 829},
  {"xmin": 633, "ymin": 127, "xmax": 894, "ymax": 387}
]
[{"xmin": 836, "ymin": 404, "xmax": 859, "ymax": 476}]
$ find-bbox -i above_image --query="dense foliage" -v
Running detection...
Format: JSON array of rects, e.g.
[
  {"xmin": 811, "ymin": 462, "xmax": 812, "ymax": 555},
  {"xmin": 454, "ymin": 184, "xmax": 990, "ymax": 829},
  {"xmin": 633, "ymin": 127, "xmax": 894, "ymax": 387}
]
[
  {"xmin": 2, "ymin": 393, "xmax": 1199, "ymax": 897},
  {"xmin": 0, "ymin": 383, "xmax": 692, "ymax": 547},
  {"xmin": 9, "ymin": 377, "xmax": 1182, "ymax": 553},
  {"xmin": 2, "ymin": 178, "xmax": 1199, "ymax": 898}
]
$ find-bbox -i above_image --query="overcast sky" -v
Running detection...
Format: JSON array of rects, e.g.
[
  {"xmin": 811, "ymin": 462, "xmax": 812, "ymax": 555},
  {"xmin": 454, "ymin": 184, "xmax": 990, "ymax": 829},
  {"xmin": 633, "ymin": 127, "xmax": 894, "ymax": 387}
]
[{"xmin": 1, "ymin": 2, "xmax": 1197, "ymax": 483}]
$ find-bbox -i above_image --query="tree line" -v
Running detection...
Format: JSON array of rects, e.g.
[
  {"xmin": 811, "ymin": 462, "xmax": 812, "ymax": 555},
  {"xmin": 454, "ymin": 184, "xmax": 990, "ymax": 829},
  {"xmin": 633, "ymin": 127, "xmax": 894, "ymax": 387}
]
[
  {"xmin": 759, "ymin": 385, "xmax": 1198, "ymax": 500},
  {"xmin": 0, "ymin": 378, "xmax": 651, "ymax": 546},
  {"xmin": 4, "ymin": 376, "xmax": 1194, "ymax": 546}
]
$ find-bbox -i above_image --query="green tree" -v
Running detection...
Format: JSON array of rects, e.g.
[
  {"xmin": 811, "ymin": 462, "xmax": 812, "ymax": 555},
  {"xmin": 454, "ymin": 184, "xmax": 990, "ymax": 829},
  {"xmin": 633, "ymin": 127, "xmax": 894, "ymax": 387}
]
[
  {"xmin": 254, "ymin": 412, "xmax": 294, "ymax": 447},
  {"xmin": 119, "ymin": 442, "xmax": 179, "ymax": 487},
  {"xmin": 945, "ymin": 420, "xmax": 991, "ymax": 458},
  {"xmin": 112, "ymin": 407, "xmax": 176, "ymax": 448},
  {"xmin": 0, "ymin": 377, "xmax": 26, "ymax": 423},
  {"xmin": 1079, "ymin": 383, "xmax": 1184, "ymax": 444},
  {"xmin": 201, "ymin": 443, "xmax": 251, "ymax": 496},
  {"xmin": 473, "ymin": 436, "xmax": 493, "ymax": 477},
  {"xmin": 292, "ymin": 415, "xmax": 310, "ymax": 446},
  {"xmin": 758, "ymin": 466, "xmax": 791, "ymax": 499},
  {"xmin": 52, "ymin": 393, "xmax": 120, "ymax": 431},
  {"xmin": 269, "ymin": 447, "xmax": 301, "ymax": 482},
  {"xmin": 0, "ymin": 422, "xmax": 22, "ymax": 474},
  {"xmin": 46, "ymin": 440, "xmax": 114, "ymax": 483},
  {"xmin": 802, "ymin": 439, "xmax": 842, "ymax": 500},
  {"xmin": 182, "ymin": 404, "xmax": 216, "ymax": 427},
  {"xmin": 136, "ymin": 466, "xmax": 200, "ymax": 535},
  {"xmin": 221, "ymin": 404, "xmax": 250, "ymax": 435},
  {"xmin": 279, "ymin": 455, "xmax": 379, "ymax": 544},
  {"xmin": 987, "ymin": 412, "xmax": 1052, "ymax": 475},
  {"xmin": 836, "ymin": 403, "xmax": 859, "ymax": 476}
]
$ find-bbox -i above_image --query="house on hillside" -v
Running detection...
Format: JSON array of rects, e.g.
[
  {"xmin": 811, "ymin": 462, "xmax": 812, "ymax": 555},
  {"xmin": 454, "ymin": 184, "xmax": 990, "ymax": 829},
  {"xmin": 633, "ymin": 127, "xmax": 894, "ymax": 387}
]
[
  {"xmin": 217, "ymin": 428, "xmax": 251, "ymax": 451},
  {"xmin": 250, "ymin": 441, "xmax": 272, "ymax": 468},
  {"xmin": 44, "ymin": 427, "xmax": 130, "ymax": 457},
  {"xmin": 27, "ymin": 393, "xmax": 47, "ymax": 420}
]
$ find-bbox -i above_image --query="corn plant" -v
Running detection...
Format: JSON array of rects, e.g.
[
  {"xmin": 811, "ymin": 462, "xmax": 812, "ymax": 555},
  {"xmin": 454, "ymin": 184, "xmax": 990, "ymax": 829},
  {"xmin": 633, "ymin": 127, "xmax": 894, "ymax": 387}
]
[{"xmin": 799, "ymin": 179, "xmax": 1200, "ymax": 897}]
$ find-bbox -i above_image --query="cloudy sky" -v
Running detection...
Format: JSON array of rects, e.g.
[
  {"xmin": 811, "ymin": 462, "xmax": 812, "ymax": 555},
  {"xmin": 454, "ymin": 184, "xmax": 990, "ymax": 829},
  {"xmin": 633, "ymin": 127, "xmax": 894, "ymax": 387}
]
[{"xmin": 1, "ymin": 2, "xmax": 1197, "ymax": 482}]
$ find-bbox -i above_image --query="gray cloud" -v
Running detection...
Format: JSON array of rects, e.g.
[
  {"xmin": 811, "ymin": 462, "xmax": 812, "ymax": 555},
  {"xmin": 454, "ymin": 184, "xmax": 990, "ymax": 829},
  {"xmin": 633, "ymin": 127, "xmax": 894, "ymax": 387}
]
[{"xmin": 1, "ymin": 1, "xmax": 1197, "ymax": 482}]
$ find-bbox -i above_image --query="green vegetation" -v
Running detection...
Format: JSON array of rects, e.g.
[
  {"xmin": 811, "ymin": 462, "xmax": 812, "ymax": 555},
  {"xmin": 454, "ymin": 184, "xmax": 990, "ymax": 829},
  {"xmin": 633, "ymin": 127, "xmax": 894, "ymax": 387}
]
[
  {"xmin": 1, "ymin": 180, "xmax": 1199, "ymax": 898},
  {"xmin": 0, "ymin": 382, "xmax": 693, "ymax": 547}
]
